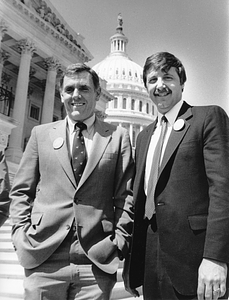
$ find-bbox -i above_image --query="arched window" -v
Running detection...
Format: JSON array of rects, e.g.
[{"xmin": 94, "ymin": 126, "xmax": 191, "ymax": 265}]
[
  {"xmin": 131, "ymin": 99, "xmax": 135, "ymax": 110},
  {"xmin": 123, "ymin": 98, "xmax": 126, "ymax": 109},
  {"xmin": 139, "ymin": 101, "xmax": 142, "ymax": 112}
]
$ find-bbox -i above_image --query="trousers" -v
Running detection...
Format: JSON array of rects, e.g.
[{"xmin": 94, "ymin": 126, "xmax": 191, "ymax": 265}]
[
  {"xmin": 143, "ymin": 223, "xmax": 228, "ymax": 300},
  {"xmin": 23, "ymin": 225, "xmax": 116, "ymax": 300}
]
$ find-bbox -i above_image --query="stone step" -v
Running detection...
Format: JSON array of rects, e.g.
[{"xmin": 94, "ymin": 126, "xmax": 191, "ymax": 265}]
[
  {"xmin": 0, "ymin": 296, "xmax": 23, "ymax": 300},
  {"xmin": 0, "ymin": 278, "xmax": 24, "ymax": 299},
  {"xmin": 0, "ymin": 252, "xmax": 19, "ymax": 264},
  {"xmin": 0, "ymin": 242, "xmax": 14, "ymax": 250},
  {"xmin": 0, "ymin": 231, "xmax": 12, "ymax": 238},
  {"xmin": 0, "ymin": 264, "xmax": 24, "ymax": 278}
]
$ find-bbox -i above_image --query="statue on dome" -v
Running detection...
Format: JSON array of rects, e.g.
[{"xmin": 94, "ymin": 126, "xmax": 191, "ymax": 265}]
[{"xmin": 117, "ymin": 13, "xmax": 123, "ymax": 27}]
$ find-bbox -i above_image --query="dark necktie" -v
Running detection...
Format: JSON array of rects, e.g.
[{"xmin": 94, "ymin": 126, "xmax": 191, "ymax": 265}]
[
  {"xmin": 145, "ymin": 116, "xmax": 168, "ymax": 220},
  {"xmin": 72, "ymin": 122, "xmax": 87, "ymax": 184}
]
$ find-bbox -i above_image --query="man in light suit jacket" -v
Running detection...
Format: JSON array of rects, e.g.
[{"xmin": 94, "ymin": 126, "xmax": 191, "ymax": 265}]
[
  {"xmin": 126, "ymin": 52, "xmax": 229, "ymax": 300},
  {"xmin": 10, "ymin": 63, "xmax": 134, "ymax": 300},
  {"xmin": 0, "ymin": 150, "xmax": 10, "ymax": 227}
]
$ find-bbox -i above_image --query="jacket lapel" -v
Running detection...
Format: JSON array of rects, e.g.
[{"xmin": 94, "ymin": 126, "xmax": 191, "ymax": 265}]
[
  {"xmin": 49, "ymin": 120, "xmax": 76, "ymax": 188},
  {"xmin": 134, "ymin": 121, "xmax": 157, "ymax": 191},
  {"xmin": 77, "ymin": 118, "xmax": 112, "ymax": 190},
  {"xmin": 159, "ymin": 102, "xmax": 193, "ymax": 177}
]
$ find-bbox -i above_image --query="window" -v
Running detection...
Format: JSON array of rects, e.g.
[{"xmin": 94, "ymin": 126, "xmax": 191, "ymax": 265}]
[
  {"xmin": 139, "ymin": 101, "xmax": 142, "ymax": 112},
  {"xmin": 131, "ymin": 99, "xmax": 135, "ymax": 110},
  {"xmin": 114, "ymin": 97, "xmax": 118, "ymax": 108},
  {"xmin": 123, "ymin": 98, "xmax": 126, "ymax": 109},
  {"xmin": 146, "ymin": 103, "xmax": 149, "ymax": 114},
  {"xmin": 152, "ymin": 105, "xmax": 154, "ymax": 115},
  {"xmin": 29, "ymin": 104, "xmax": 40, "ymax": 121}
]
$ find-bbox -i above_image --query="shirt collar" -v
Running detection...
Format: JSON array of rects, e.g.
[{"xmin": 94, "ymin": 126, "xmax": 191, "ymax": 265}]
[
  {"xmin": 67, "ymin": 114, "xmax": 95, "ymax": 134},
  {"xmin": 158, "ymin": 100, "xmax": 183, "ymax": 126}
]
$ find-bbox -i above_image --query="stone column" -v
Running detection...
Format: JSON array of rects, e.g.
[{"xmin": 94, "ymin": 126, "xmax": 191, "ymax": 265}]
[
  {"xmin": 0, "ymin": 50, "xmax": 10, "ymax": 84},
  {"xmin": 129, "ymin": 123, "xmax": 133, "ymax": 145},
  {"xmin": 0, "ymin": 20, "xmax": 8, "ymax": 85},
  {"xmin": 41, "ymin": 57, "xmax": 60, "ymax": 124},
  {"xmin": 0, "ymin": 20, "xmax": 7, "ymax": 48},
  {"xmin": 7, "ymin": 39, "xmax": 36, "ymax": 164}
]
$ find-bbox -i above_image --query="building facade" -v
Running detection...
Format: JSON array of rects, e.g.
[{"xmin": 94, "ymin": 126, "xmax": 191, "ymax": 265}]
[
  {"xmin": 93, "ymin": 14, "xmax": 155, "ymax": 149},
  {"xmin": 0, "ymin": 0, "xmax": 112, "ymax": 176}
]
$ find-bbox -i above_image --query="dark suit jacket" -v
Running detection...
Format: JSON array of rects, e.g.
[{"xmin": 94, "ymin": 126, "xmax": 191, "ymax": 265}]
[
  {"xmin": 0, "ymin": 151, "xmax": 10, "ymax": 227},
  {"xmin": 128, "ymin": 102, "xmax": 229, "ymax": 295},
  {"xmin": 10, "ymin": 117, "xmax": 134, "ymax": 274}
]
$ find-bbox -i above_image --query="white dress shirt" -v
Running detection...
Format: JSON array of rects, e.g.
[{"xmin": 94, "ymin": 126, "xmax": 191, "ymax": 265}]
[
  {"xmin": 67, "ymin": 114, "xmax": 95, "ymax": 158},
  {"xmin": 144, "ymin": 100, "xmax": 184, "ymax": 196}
]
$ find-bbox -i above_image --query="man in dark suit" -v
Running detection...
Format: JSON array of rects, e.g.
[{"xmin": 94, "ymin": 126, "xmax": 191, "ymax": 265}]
[
  {"xmin": 10, "ymin": 63, "xmax": 134, "ymax": 300},
  {"xmin": 0, "ymin": 150, "xmax": 10, "ymax": 227},
  {"xmin": 126, "ymin": 52, "xmax": 229, "ymax": 300}
]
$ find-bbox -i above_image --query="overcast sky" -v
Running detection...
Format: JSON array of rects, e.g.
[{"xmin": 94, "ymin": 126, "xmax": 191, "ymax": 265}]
[{"xmin": 48, "ymin": 0, "xmax": 229, "ymax": 113}]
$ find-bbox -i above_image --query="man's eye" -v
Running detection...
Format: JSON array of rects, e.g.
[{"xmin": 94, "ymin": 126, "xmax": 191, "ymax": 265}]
[
  {"xmin": 164, "ymin": 76, "xmax": 173, "ymax": 81},
  {"xmin": 80, "ymin": 87, "xmax": 89, "ymax": 92},
  {"xmin": 64, "ymin": 87, "xmax": 74, "ymax": 93},
  {"xmin": 148, "ymin": 78, "xmax": 157, "ymax": 84}
]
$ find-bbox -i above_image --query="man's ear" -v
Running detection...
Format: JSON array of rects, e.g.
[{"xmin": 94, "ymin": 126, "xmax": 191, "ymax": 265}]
[
  {"xmin": 59, "ymin": 89, "xmax": 64, "ymax": 103},
  {"xmin": 96, "ymin": 87, "xmax": 101, "ymax": 101}
]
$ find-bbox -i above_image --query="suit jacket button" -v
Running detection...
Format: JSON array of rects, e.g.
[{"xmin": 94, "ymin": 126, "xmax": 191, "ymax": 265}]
[{"xmin": 66, "ymin": 225, "xmax": 71, "ymax": 230}]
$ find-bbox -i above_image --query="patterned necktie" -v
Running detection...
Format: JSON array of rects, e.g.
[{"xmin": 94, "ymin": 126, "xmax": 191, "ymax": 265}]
[
  {"xmin": 72, "ymin": 122, "xmax": 87, "ymax": 184},
  {"xmin": 145, "ymin": 116, "xmax": 168, "ymax": 220}
]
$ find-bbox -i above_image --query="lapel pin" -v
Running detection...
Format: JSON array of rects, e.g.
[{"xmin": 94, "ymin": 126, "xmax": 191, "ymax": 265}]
[
  {"xmin": 53, "ymin": 137, "xmax": 64, "ymax": 149},
  {"xmin": 173, "ymin": 119, "xmax": 185, "ymax": 131}
]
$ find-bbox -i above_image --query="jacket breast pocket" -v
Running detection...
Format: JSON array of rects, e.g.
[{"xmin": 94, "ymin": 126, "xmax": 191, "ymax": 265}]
[{"xmin": 188, "ymin": 214, "xmax": 207, "ymax": 231}]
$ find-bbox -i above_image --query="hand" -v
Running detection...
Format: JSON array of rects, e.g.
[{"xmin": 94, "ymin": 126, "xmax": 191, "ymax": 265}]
[{"xmin": 197, "ymin": 258, "xmax": 227, "ymax": 300}]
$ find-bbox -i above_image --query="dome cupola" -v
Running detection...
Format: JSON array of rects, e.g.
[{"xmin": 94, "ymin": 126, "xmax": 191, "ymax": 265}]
[{"xmin": 93, "ymin": 14, "xmax": 155, "ymax": 148}]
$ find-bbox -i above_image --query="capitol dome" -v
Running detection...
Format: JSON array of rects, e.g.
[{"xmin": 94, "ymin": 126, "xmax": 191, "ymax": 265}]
[{"xmin": 93, "ymin": 14, "xmax": 155, "ymax": 148}]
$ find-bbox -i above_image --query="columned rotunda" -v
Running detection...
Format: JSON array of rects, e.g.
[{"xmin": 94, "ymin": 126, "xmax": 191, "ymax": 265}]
[{"xmin": 93, "ymin": 14, "xmax": 155, "ymax": 148}]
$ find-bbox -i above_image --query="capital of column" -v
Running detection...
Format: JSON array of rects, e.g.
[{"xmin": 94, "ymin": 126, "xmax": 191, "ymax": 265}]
[
  {"xmin": 44, "ymin": 57, "xmax": 61, "ymax": 72},
  {"xmin": 17, "ymin": 38, "xmax": 36, "ymax": 56},
  {"xmin": 0, "ymin": 20, "xmax": 7, "ymax": 41},
  {"xmin": 0, "ymin": 49, "xmax": 10, "ymax": 64}
]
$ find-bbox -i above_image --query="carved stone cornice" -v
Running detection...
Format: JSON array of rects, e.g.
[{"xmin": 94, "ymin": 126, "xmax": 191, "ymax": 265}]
[{"xmin": 9, "ymin": 0, "xmax": 92, "ymax": 63}]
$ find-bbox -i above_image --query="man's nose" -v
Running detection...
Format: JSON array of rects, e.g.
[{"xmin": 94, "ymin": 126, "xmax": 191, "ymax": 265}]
[
  {"xmin": 156, "ymin": 78, "xmax": 165, "ymax": 89},
  {"xmin": 72, "ymin": 89, "xmax": 81, "ymax": 98}
]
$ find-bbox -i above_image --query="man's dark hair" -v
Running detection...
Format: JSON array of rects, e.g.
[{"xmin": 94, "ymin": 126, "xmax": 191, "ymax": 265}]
[
  {"xmin": 143, "ymin": 52, "xmax": 187, "ymax": 88},
  {"xmin": 58, "ymin": 63, "xmax": 101, "ymax": 92}
]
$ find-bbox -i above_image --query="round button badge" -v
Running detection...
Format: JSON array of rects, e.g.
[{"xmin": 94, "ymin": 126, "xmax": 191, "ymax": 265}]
[{"xmin": 173, "ymin": 119, "xmax": 185, "ymax": 131}]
